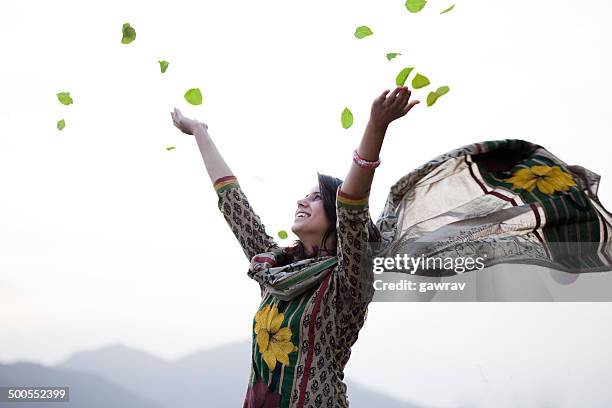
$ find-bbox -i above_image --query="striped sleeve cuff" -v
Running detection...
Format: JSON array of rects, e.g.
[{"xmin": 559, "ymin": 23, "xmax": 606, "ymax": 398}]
[
  {"xmin": 337, "ymin": 187, "xmax": 369, "ymax": 210},
  {"xmin": 213, "ymin": 175, "xmax": 240, "ymax": 193}
]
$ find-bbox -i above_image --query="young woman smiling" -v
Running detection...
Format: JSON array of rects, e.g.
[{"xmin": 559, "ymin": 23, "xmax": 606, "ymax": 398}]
[{"xmin": 171, "ymin": 86, "xmax": 419, "ymax": 407}]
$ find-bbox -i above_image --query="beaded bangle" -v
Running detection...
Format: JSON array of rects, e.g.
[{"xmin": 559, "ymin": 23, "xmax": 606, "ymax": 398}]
[{"xmin": 353, "ymin": 149, "xmax": 381, "ymax": 169}]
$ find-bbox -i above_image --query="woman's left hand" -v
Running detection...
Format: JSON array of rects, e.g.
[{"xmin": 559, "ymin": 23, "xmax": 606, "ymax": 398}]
[
  {"xmin": 171, "ymin": 107, "xmax": 207, "ymax": 135},
  {"xmin": 369, "ymin": 86, "xmax": 420, "ymax": 129}
]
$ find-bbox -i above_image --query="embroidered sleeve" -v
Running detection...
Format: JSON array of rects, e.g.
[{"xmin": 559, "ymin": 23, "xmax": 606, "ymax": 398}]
[
  {"xmin": 335, "ymin": 187, "xmax": 378, "ymax": 305},
  {"xmin": 214, "ymin": 176, "xmax": 279, "ymax": 261}
]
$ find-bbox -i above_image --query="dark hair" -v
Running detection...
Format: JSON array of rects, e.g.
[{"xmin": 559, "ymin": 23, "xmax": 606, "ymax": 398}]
[{"xmin": 288, "ymin": 172, "xmax": 381, "ymax": 261}]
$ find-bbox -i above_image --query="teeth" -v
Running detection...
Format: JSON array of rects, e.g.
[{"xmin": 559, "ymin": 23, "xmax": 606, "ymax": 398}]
[{"xmin": 296, "ymin": 212, "xmax": 309, "ymax": 218}]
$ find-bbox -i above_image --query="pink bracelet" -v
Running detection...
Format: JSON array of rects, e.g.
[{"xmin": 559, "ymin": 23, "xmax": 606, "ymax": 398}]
[{"xmin": 353, "ymin": 149, "xmax": 381, "ymax": 169}]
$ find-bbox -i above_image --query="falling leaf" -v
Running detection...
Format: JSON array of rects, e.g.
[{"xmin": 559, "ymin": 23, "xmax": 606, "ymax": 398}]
[
  {"xmin": 341, "ymin": 107, "xmax": 353, "ymax": 129},
  {"xmin": 184, "ymin": 88, "xmax": 203, "ymax": 105},
  {"xmin": 427, "ymin": 86, "xmax": 450, "ymax": 106},
  {"xmin": 278, "ymin": 230, "xmax": 288, "ymax": 239},
  {"xmin": 56, "ymin": 92, "xmax": 73, "ymax": 105},
  {"xmin": 436, "ymin": 85, "xmax": 450, "ymax": 96},
  {"xmin": 396, "ymin": 67, "xmax": 414, "ymax": 86},
  {"xmin": 412, "ymin": 73, "xmax": 430, "ymax": 89},
  {"xmin": 121, "ymin": 23, "xmax": 136, "ymax": 44},
  {"xmin": 405, "ymin": 0, "xmax": 427, "ymax": 13},
  {"xmin": 159, "ymin": 60, "xmax": 169, "ymax": 73},
  {"xmin": 57, "ymin": 119, "xmax": 65, "ymax": 130},
  {"xmin": 386, "ymin": 53, "xmax": 401, "ymax": 61},
  {"xmin": 166, "ymin": 146, "xmax": 176, "ymax": 151},
  {"xmin": 440, "ymin": 4, "xmax": 455, "ymax": 14},
  {"xmin": 354, "ymin": 26, "xmax": 373, "ymax": 39},
  {"xmin": 426, "ymin": 92, "xmax": 439, "ymax": 107}
]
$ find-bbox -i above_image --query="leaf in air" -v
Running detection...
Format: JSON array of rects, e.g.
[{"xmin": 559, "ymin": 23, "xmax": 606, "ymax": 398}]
[
  {"xmin": 396, "ymin": 67, "xmax": 414, "ymax": 86},
  {"xmin": 159, "ymin": 60, "xmax": 169, "ymax": 73},
  {"xmin": 427, "ymin": 86, "xmax": 450, "ymax": 106},
  {"xmin": 56, "ymin": 92, "xmax": 73, "ymax": 105},
  {"xmin": 436, "ymin": 85, "xmax": 450, "ymax": 96},
  {"xmin": 440, "ymin": 4, "xmax": 455, "ymax": 14},
  {"xmin": 166, "ymin": 146, "xmax": 176, "ymax": 151},
  {"xmin": 184, "ymin": 88, "xmax": 203, "ymax": 105},
  {"xmin": 57, "ymin": 119, "xmax": 65, "ymax": 130},
  {"xmin": 354, "ymin": 26, "xmax": 373, "ymax": 39},
  {"xmin": 278, "ymin": 230, "xmax": 288, "ymax": 239},
  {"xmin": 412, "ymin": 73, "xmax": 430, "ymax": 89},
  {"xmin": 386, "ymin": 53, "xmax": 401, "ymax": 61},
  {"xmin": 405, "ymin": 0, "xmax": 427, "ymax": 13},
  {"xmin": 121, "ymin": 23, "xmax": 136, "ymax": 44},
  {"xmin": 341, "ymin": 107, "xmax": 353, "ymax": 129},
  {"xmin": 426, "ymin": 92, "xmax": 439, "ymax": 107}
]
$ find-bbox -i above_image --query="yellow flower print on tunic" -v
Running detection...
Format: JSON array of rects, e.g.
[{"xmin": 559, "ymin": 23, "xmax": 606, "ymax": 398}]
[
  {"xmin": 254, "ymin": 304, "xmax": 299, "ymax": 371},
  {"xmin": 506, "ymin": 165, "xmax": 577, "ymax": 195}
]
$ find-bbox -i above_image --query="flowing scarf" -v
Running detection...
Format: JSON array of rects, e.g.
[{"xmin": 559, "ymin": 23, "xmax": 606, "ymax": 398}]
[{"xmin": 374, "ymin": 139, "xmax": 612, "ymax": 276}]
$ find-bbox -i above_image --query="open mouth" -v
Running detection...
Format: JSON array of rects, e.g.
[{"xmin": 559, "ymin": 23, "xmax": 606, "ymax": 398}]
[{"xmin": 295, "ymin": 211, "xmax": 310, "ymax": 219}]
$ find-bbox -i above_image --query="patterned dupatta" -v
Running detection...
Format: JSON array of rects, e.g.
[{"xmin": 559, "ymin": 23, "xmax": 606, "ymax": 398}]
[
  {"xmin": 374, "ymin": 139, "xmax": 612, "ymax": 276},
  {"xmin": 248, "ymin": 247, "xmax": 338, "ymax": 300}
]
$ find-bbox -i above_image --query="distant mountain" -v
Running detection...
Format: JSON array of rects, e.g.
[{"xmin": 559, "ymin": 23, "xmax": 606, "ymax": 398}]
[
  {"xmin": 0, "ymin": 362, "xmax": 161, "ymax": 408},
  {"xmin": 59, "ymin": 342, "xmax": 249, "ymax": 407},
  {"xmin": 57, "ymin": 341, "xmax": 427, "ymax": 408},
  {"xmin": 57, "ymin": 343, "xmax": 176, "ymax": 406}
]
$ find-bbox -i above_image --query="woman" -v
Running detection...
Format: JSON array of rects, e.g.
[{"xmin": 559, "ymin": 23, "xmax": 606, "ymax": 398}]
[{"xmin": 171, "ymin": 86, "xmax": 419, "ymax": 407}]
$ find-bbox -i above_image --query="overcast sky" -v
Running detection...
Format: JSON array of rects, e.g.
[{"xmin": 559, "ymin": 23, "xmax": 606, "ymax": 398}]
[{"xmin": 1, "ymin": 0, "xmax": 612, "ymax": 406}]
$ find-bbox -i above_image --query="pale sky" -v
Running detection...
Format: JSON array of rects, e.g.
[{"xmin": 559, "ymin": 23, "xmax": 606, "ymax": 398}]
[{"xmin": 1, "ymin": 0, "xmax": 612, "ymax": 406}]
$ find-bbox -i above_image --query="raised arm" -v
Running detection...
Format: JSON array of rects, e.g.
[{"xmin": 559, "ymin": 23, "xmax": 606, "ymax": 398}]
[
  {"xmin": 336, "ymin": 87, "xmax": 419, "ymax": 303},
  {"xmin": 171, "ymin": 108, "xmax": 279, "ymax": 261},
  {"xmin": 340, "ymin": 86, "xmax": 419, "ymax": 198}
]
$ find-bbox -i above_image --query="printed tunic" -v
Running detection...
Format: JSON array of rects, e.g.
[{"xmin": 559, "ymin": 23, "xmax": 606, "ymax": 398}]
[{"xmin": 213, "ymin": 176, "xmax": 376, "ymax": 408}]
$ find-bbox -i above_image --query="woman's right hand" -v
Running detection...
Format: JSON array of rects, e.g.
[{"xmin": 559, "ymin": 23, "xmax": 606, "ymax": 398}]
[
  {"xmin": 170, "ymin": 107, "xmax": 208, "ymax": 135},
  {"xmin": 369, "ymin": 86, "xmax": 419, "ymax": 129}
]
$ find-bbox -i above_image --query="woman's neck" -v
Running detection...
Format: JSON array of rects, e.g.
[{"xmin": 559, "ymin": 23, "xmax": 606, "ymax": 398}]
[{"xmin": 302, "ymin": 235, "xmax": 337, "ymax": 258}]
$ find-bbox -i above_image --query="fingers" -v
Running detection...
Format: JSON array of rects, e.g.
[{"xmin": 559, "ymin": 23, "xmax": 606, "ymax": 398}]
[
  {"xmin": 392, "ymin": 87, "xmax": 411, "ymax": 109},
  {"xmin": 403, "ymin": 99, "xmax": 420, "ymax": 114},
  {"xmin": 374, "ymin": 89, "xmax": 390, "ymax": 105},
  {"xmin": 383, "ymin": 87, "xmax": 403, "ymax": 106}
]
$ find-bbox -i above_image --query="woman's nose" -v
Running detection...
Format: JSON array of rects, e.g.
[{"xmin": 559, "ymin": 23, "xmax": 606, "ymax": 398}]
[{"xmin": 297, "ymin": 198, "xmax": 308, "ymax": 208}]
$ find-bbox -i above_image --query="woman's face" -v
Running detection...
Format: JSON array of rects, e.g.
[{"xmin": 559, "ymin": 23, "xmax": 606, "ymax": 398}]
[{"xmin": 291, "ymin": 184, "xmax": 331, "ymax": 238}]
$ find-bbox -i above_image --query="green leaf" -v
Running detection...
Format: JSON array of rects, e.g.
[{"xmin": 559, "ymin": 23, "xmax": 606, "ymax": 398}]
[
  {"xmin": 278, "ymin": 230, "xmax": 288, "ymax": 239},
  {"xmin": 396, "ymin": 67, "xmax": 414, "ymax": 86},
  {"xmin": 341, "ymin": 107, "xmax": 353, "ymax": 129},
  {"xmin": 354, "ymin": 26, "xmax": 373, "ymax": 39},
  {"xmin": 405, "ymin": 0, "xmax": 427, "ymax": 13},
  {"xmin": 386, "ymin": 52, "xmax": 401, "ymax": 61},
  {"xmin": 184, "ymin": 88, "xmax": 203, "ymax": 105},
  {"xmin": 57, "ymin": 119, "xmax": 65, "ymax": 130},
  {"xmin": 426, "ymin": 92, "xmax": 439, "ymax": 107},
  {"xmin": 159, "ymin": 60, "xmax": 169, "ymax": 73},
  {"xmin": 440, "ymin": 4, "xmax": 455, "ymax": 14},
  {"xmin": 56, "ymin": 92, "xmax": 73, "ymax": 105},
  {"xmin": 436, "ymin": 85, "xmax": 450, "ymax": 96},
  {"xmin": 121, "ymin": 23, "xmax": 136, "ymax": 44},
  {"xmin": 166, "ymin": 145, "xmax": 176, "ymax": 151},
  {"xmin": 412, "ymin": 73, "xmax": 430, "ymax": 89},
  {"xmin": 427, "ymin": 86, "xmax": 450, "ymax": 107}
]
